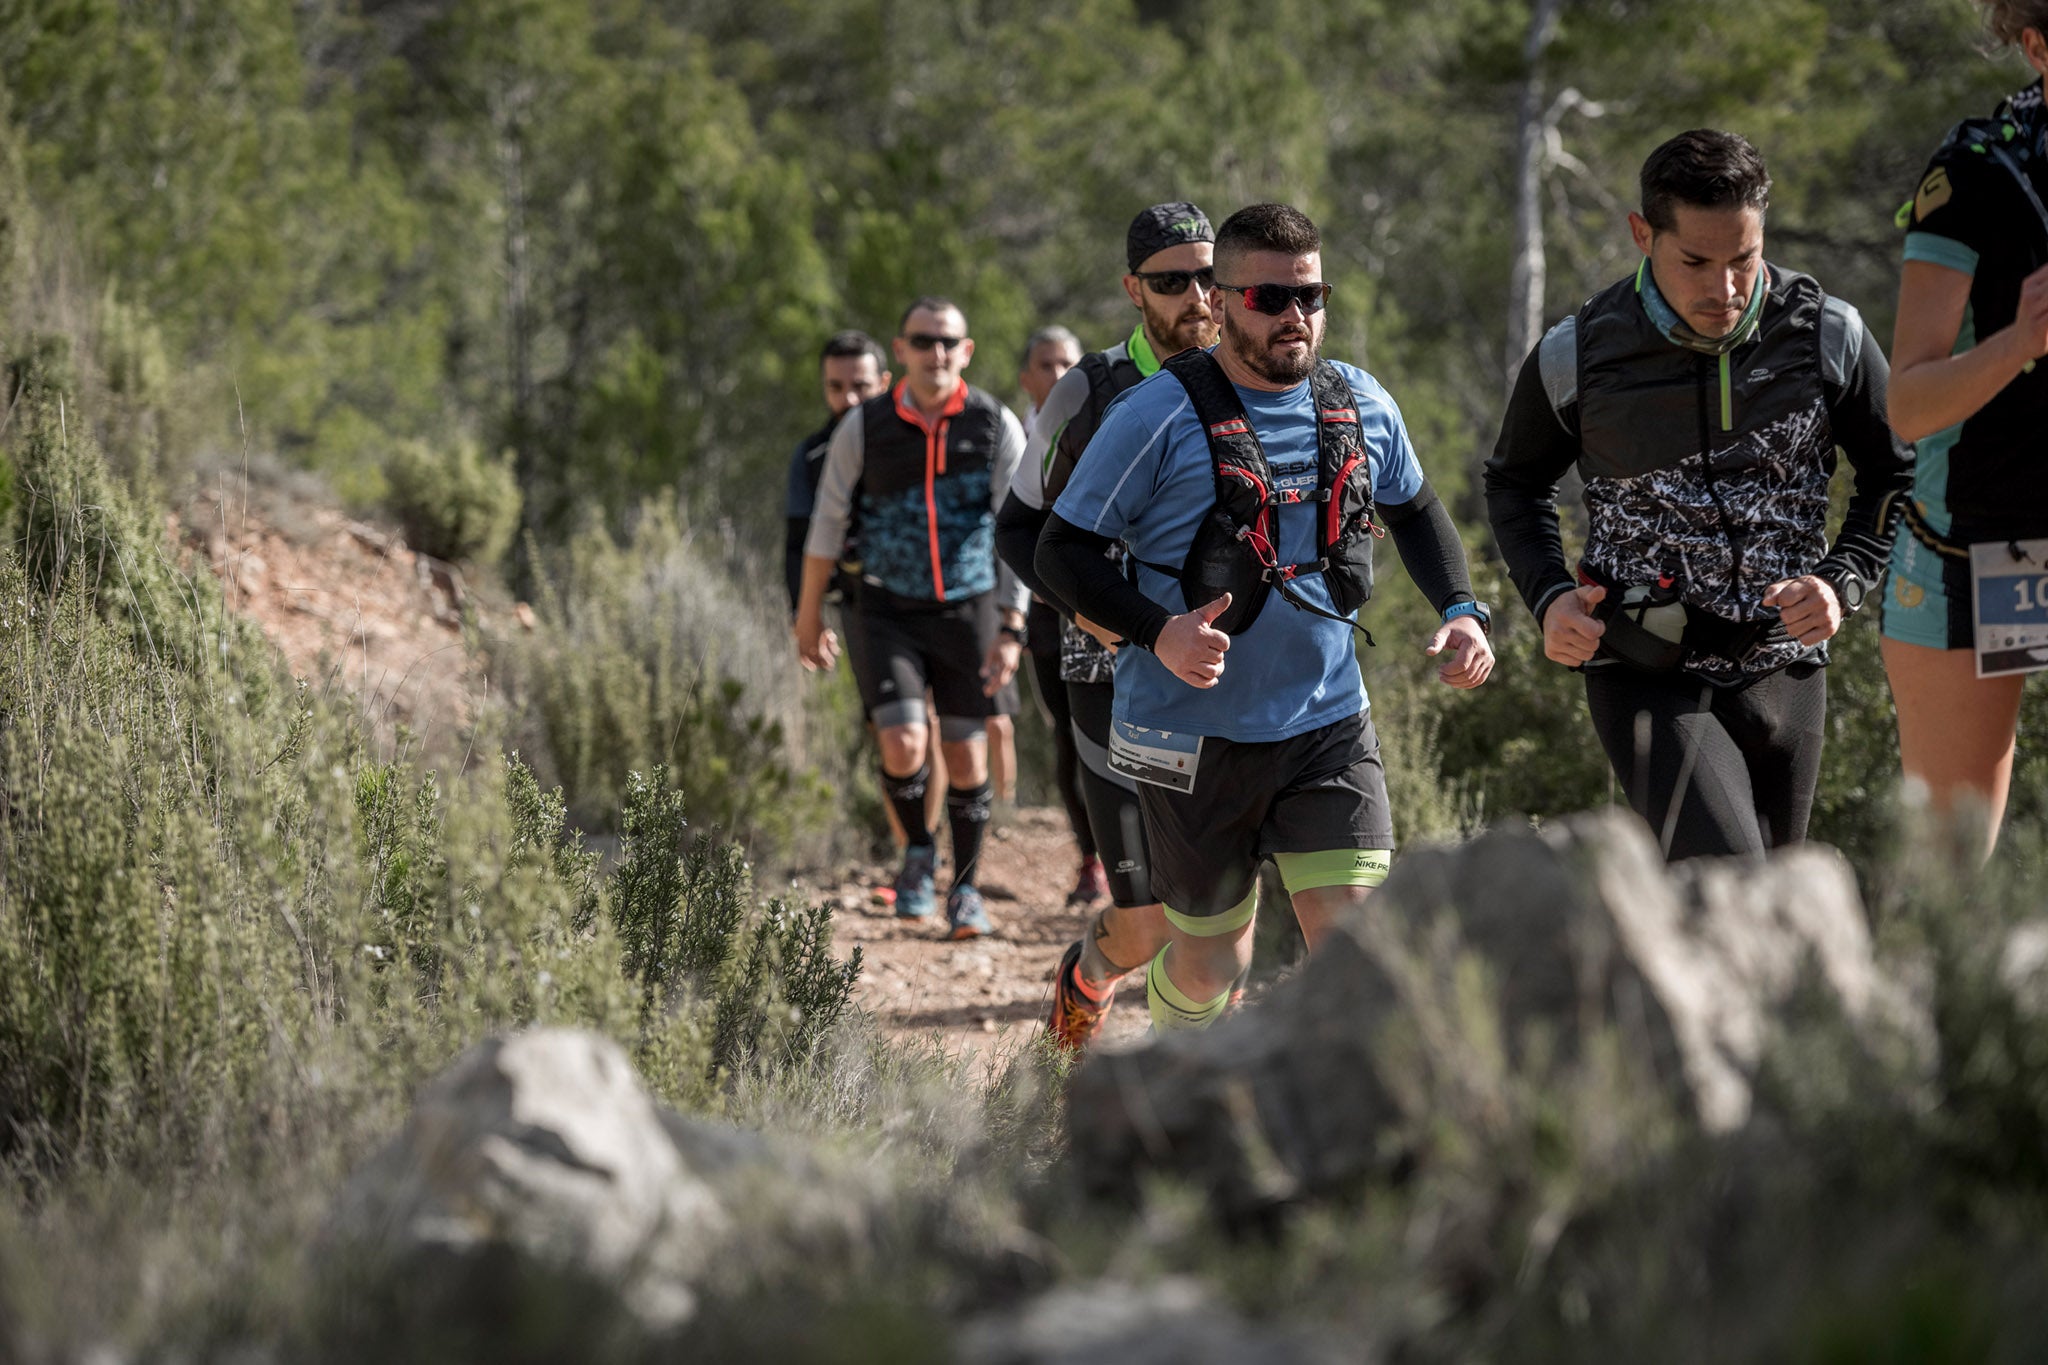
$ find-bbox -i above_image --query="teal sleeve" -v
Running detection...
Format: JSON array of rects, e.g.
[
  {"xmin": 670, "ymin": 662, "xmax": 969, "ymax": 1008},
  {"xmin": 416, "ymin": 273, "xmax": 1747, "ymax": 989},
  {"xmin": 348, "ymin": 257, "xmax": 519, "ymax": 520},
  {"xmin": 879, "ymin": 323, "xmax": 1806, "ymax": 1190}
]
[{"xmin": 1903, "ymin": 231, "xmax": 1980, "ymax": 277}]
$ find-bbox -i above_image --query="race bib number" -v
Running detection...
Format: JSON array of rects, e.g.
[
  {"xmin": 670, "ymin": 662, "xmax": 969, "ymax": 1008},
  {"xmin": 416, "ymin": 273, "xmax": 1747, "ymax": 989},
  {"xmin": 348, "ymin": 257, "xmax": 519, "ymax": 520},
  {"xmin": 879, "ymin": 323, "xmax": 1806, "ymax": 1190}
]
[
  {"xmin": 1970, "ymin": 539, "xmax": 2048, "ymax": 678},
  {"xmin": 1108, "ymin": 719, "xmax": 1202, "ymax": 793}
]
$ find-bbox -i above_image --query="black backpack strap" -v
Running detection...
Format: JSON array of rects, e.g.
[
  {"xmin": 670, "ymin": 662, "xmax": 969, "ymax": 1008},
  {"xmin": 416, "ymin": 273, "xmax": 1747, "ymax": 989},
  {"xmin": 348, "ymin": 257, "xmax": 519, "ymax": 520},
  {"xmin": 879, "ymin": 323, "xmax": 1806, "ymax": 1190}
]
[
  {"xmin": 1307, "ymin": 360, "xmax": 1374, "ymax": 568},
  {"xmin": 1162, "ymin": 348, "xmax": 1272, "ymax": 497}
]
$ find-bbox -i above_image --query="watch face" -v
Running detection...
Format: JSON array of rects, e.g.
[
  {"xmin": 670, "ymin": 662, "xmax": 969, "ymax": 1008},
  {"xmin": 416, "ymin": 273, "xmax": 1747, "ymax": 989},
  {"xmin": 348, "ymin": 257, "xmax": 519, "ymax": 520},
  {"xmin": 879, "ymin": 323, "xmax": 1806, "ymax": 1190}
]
[{"xmin": 1836, "ymin": 577, "xmax": 1865, "ymax": 612}]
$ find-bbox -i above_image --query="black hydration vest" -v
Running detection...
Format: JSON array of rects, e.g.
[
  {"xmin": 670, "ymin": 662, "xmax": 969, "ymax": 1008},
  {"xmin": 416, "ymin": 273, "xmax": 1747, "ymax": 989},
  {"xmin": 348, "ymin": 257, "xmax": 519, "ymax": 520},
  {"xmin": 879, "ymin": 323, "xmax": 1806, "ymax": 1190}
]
[
  {"xmin": 1044, "ymin": 348, "xmax": 1145, "ymax": 504},
  {"xmin": 1139, "ymin": 349, "xmax": 1380, "ymax": 640}
]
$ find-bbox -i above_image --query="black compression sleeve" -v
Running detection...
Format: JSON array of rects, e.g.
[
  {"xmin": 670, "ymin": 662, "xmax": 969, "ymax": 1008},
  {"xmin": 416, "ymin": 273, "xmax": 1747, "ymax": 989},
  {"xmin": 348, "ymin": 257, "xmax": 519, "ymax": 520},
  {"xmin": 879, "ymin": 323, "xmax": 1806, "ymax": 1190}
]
[
  {"xmin": 784, "ymin": 518, "xmax": 807, "ymax": 617},
  {"xmin": 1037, "ymin": 512, "xmax": 1173, "ymax": 650},
  {"xmin": 996, "ymin": 491, "xmax": 1057, "ymax": 606},
  {"xmin": 1817, "ymin": 320, "xmax": 1914, "ymax": 589},
  {"xmin": 1483, "ymin": 345, "xmax": 1583, "ymax": 622},
  {"xmin": 1379, "ymin": 479, "xmax": 1474, "ymax": 614}
]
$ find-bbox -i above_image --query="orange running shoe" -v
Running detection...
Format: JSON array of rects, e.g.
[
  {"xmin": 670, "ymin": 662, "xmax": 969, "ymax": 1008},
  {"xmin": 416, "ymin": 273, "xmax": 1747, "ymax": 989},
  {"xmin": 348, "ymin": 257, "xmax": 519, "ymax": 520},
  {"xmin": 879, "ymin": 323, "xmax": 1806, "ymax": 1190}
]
[{"xmin": 1047, "ymin": 940, "xmax": 1115, "ymax": 1052}]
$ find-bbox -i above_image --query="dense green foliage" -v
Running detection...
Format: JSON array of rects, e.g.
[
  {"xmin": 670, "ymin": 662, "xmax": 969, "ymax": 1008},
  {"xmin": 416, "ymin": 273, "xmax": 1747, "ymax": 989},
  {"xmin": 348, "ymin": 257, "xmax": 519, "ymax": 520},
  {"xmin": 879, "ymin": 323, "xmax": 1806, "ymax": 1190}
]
[
  {"xmin": 0, "ymin": 381, "xmax": 861, "ymax": 1175},
  {"xmin": 0, "ymin": 0, "xmax": 2021, "ymax": 526}
]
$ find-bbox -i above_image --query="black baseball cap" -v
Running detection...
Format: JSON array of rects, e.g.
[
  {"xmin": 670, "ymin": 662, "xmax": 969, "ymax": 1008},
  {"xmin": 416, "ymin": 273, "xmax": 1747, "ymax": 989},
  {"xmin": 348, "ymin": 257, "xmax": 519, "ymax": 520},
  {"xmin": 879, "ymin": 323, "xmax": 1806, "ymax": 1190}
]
[{"xmin": 1126, "ymin": 202, "xmax": 1214, "ymax": 273}]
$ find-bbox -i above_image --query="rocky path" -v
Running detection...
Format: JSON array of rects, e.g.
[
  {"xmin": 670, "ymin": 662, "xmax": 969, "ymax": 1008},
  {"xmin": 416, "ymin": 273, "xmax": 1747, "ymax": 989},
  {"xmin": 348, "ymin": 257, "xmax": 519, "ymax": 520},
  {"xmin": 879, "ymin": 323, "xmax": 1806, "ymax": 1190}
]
[{"xmin": 804, "ymin": 805, "xmax": 1150, "ymax": 1063}]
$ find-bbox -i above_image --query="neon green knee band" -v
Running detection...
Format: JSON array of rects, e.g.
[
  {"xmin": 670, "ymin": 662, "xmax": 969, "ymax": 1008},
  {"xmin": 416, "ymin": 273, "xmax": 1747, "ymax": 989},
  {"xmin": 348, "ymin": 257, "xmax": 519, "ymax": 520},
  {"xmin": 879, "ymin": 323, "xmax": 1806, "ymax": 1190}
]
[
  {"xmin": 1145, "ymin": 946, "xmax": 1231, "ymax": 1032},
  {"xmin": 1275, "ymin": 848, "xmax": 1392, "ymax": 895},
  {"xmin": 1162, "ymin": 883, "xmax": 1258, "ymax": 938}
]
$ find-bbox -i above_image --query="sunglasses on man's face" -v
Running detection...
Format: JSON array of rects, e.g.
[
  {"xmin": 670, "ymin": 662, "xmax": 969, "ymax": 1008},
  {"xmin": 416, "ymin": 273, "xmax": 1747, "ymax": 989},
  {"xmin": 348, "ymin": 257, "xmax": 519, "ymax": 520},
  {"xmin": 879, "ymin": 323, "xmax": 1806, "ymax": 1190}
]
[
  {"xmin": 904, "ymin": 333, "xmax": 969, "ymax": 352},
  {"xmin": 1132, "ymin": 268, "xmax": 1216, "ymax": 296},
  {"xmin": 1213, "ymin": 281, "xmax": 1332, "ymax": 316}
]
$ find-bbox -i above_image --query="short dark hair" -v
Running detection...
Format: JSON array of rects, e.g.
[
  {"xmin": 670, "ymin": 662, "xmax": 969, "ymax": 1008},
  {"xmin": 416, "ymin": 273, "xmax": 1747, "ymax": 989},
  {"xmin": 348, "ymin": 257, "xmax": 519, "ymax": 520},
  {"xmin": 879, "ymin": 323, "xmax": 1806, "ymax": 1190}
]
[
  {"xmin": 819, "ymin": 330, "xmax": 885, "ymax": 371},
  {"xmin": 1019, "ymin": 325, "xmax": 1081, "ymax": 369},
  {"xmin": 898, "ymin": 296, "xmax": 967, "ymax": 334},
  {"xmin": 1214, "ymin": 204, "xmax": 1321, "ymax": 276},
  {"xmin": 1975, "ymin": 0, "xmax": 2048, "ymax": 47},
  {"xmin": 1639, "ymin": 130, "xmax": 1771, "ymax": 232}
]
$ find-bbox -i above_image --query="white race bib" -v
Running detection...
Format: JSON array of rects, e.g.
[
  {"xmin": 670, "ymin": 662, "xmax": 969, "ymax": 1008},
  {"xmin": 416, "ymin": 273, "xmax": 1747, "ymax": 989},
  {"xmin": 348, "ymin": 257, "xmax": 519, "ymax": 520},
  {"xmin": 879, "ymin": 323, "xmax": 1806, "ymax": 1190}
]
[
  {"xmin": 1970, "ymin": 539, "xmax": 2048, "ymax": 678},
  {"xmin": 1108, "ymin": 719, "xmax": 1202, "ymax": 793}
]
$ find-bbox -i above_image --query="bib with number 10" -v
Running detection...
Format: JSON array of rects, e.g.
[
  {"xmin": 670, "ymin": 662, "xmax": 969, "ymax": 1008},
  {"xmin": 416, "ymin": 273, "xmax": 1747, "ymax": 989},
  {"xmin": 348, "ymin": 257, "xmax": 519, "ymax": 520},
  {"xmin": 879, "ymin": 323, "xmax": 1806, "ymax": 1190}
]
[{"xmin": 1970, "ymin": 538, "xmax": 2048, "ymax": 678}]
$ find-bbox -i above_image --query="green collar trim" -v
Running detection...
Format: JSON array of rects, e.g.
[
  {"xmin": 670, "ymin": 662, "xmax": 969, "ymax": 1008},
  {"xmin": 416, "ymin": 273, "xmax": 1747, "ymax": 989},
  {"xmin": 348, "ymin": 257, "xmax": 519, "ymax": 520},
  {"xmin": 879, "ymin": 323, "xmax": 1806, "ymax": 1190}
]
[
  {"xmin": 1130, "ymin": 325, "xmax": 1162, "ymax": 377},
  {"xmin": 1635, "ymin": 258, "xmax": 1768, "ymax": 356}
]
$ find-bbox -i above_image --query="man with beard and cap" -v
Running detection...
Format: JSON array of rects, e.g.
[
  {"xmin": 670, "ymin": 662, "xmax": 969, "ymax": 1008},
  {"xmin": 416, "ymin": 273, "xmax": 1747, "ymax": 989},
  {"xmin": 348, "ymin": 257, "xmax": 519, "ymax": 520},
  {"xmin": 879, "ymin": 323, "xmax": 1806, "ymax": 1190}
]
[
  {"xmin": 798, "ymin": 297, "xmax": 1031, "ymax": 939},
  {"xmin": 1034, "ymin": 203, "xmax": 1494, "ymax": 1033},
  {"xmin": 996, "ymin": 201, "xmax": 1223, "ymax": 1048}
]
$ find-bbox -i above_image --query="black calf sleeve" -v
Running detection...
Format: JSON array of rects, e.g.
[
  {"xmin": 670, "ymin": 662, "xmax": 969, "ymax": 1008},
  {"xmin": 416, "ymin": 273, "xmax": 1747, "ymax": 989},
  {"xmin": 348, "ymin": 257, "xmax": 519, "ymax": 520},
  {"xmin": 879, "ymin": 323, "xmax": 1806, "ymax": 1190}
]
[
  {"xmin": 882, "ymin": 763, "xmax": 935, "ymax": 847},
  {"xmin": 946, "ymin": 781, "xmax": 995, "ymax": 887}
]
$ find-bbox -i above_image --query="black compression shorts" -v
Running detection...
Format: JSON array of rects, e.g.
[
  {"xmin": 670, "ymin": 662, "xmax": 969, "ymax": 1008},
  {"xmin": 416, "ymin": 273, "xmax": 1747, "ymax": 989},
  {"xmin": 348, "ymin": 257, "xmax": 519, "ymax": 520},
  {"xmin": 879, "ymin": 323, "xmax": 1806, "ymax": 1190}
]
[
  {"xmin": 855, "ymin": 590, "xmax": 1019, "ymax": 726},
  {"xmin": 1137, "ymin": 710, "xmax": 1392, "ymax": 918}
]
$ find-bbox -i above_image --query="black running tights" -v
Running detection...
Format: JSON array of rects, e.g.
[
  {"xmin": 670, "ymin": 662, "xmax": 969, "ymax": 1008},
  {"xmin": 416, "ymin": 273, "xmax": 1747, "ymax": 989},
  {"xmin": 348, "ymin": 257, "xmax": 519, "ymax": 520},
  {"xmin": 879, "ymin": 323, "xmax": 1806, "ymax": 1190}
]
[
  {"xmin": 1583, "ymin": 663, "xmax": 1826, "ymax": 861},
  {"xmin": 1028, "ymin": 599, "xmax": 1094, "ymax": 859}
]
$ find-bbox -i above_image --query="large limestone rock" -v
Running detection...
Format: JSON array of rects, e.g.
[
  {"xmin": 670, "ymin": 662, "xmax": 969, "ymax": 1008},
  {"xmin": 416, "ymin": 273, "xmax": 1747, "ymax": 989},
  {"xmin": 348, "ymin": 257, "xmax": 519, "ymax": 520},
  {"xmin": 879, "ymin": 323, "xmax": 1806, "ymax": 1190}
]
[
  {"xmin": 323, "ymin": 1029, "xmax": 729, "ymax": 1329},
  {"xmin": 1066, "ymin": 809, "xmax": 1933, "ymax": 1214}
]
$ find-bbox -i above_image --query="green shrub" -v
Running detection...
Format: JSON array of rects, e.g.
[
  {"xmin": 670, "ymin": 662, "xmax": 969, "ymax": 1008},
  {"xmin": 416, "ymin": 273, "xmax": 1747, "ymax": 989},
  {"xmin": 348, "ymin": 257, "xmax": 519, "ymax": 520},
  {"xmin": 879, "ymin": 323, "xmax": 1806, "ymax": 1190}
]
[
  {"xmin": 380, "ymin": 435, "xmax": 522, "ymax": 566},
  {"xmin": 95, "ymin": 285, "xmax": 174, "ymax": 487},
  {"xmin": 606, "ymin": 764, "xmax": 862, "ymax": 1085},
  {"xmin": 507, "ymin": 501, "xmax": 868, "ymax": 866}
]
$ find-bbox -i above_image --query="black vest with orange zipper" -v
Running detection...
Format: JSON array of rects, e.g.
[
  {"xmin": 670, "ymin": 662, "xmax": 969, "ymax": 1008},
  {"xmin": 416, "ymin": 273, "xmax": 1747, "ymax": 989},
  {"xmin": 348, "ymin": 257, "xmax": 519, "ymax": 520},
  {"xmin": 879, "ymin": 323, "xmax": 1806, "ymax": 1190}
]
[{"xmin": 853, "ymin": 380, "xmax": 1009, "ymax": 603}]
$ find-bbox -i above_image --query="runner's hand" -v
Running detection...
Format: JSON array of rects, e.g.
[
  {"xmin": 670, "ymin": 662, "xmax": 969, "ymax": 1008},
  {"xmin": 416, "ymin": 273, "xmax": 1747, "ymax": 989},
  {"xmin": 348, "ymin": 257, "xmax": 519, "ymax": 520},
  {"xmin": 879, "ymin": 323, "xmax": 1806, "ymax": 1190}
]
[
  {"xmin": 795, "ymin": 613, "xmax": 839, "ymax": 672},
  {"xmin": 1763, "ymin": 575, "xmax": 1842, "ymax": 646},
  {"xmin": 2014, "ymin": 262, "xmax": 2048, "ymax": 360},
  {"xmin": 1542, "ymin": 584, "xmax": 1606, "ymax": 666},
  {"xmin": 981, "ymin": 637, "xmax": 1022, "ymax": 695},
  {"xmin": 1074, "ymin": 613, "xmax": 1121, "ymax": 654},
  {"xmin": 1154, "ymin": 594, "xmax": 1232, "ymax": 689},
  {"xmin": 1426, "ymin": 615, "xmax": 1494, "ymax": 689}
]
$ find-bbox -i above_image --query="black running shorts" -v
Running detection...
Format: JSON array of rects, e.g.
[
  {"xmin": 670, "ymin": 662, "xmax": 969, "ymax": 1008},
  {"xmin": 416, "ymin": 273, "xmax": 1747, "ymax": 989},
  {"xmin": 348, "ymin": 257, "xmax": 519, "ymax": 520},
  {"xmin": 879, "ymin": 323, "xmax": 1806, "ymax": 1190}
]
[
  {"xmin": 855, "ymin": 589, "xmax": 1019, "ymax": 725},
  {"xmin": 1138, "ymin": 709, "xmax": 1393, "ymax": 918}
]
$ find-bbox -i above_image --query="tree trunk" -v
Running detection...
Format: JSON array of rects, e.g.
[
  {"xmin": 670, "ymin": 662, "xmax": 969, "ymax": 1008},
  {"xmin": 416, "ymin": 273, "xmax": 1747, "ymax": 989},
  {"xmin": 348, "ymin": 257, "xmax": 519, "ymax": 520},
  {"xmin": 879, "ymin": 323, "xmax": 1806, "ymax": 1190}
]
[
  {"xmin": 494, "ymin": 79, "xmax": 535, "ymax": 484},
  {"xmin": 1504, "ymin": 0, "xmax": 1565, "ymax": 398}
]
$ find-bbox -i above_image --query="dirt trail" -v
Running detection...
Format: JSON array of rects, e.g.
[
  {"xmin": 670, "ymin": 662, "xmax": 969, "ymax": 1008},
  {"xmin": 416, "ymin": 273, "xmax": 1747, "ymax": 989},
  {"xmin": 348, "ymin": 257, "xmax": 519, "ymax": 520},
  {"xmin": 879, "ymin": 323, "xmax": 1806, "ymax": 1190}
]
[{"xmin": 802, "ymin": 805, "xmax": 1150, "ymax": 1062}]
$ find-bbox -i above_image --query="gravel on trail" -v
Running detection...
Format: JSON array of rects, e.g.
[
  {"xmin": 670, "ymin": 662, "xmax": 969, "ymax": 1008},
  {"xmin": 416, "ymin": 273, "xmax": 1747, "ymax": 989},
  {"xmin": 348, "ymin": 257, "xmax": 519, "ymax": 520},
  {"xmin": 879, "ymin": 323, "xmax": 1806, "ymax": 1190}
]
[{"xmin": 801, "ymin": 805, "xmax": 1151, "ymax": 1063}]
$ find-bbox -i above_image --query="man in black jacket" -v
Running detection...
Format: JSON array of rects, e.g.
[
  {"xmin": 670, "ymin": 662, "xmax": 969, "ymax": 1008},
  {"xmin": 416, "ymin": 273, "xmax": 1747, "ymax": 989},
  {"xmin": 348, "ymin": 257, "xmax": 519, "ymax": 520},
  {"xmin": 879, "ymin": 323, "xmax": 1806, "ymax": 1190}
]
[
  {"xmin": 996, "ymin": 201, "xmax": 1220, "ymax": 1049},
  {"xmin": 1484, "ymin": 129, "xmax": 1913, "ymax": 859},
  {"xmin": 783, "ymin": 330, "xmax": 891, "ymax": 618}
]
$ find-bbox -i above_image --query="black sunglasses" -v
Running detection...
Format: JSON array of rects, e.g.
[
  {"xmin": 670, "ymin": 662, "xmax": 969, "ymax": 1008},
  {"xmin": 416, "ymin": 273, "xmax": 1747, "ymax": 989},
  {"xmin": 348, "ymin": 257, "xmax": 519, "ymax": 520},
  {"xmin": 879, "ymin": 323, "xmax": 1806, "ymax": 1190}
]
[
  {"xmin": 1132, "ymin": 267, "xmax": 1216, "ymax": 296},
  {"xmin": 1213, "ymin": 280, "xmax": 1332, "ymax": 316},
  {"xmin": 904, "ymin": 333, "xmax": 969, "ymax": 352}
]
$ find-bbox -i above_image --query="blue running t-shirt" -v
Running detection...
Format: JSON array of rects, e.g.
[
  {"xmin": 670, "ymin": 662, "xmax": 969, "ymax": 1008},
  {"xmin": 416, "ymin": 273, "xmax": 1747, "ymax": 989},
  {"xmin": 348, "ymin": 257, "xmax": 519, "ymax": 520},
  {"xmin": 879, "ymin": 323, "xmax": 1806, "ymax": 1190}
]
[{"xmin": 1052, "ymin": 354, "xmax": 1424, "ymax": 742}]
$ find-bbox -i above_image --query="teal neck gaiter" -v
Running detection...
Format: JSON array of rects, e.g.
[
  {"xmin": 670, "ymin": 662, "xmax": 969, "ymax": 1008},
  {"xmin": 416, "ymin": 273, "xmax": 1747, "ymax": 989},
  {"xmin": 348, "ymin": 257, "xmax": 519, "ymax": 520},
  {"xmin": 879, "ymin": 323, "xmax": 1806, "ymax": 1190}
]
[{"xmin": 1636, "ymin": 258, "xmax": 1767, "ymax": 356}]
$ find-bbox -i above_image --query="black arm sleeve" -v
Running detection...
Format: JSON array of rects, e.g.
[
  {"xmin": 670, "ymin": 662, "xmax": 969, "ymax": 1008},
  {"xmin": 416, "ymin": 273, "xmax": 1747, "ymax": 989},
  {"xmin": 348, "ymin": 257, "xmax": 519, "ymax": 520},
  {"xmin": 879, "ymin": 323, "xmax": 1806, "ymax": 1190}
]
[
  {"xmin": 784, "ymin": 518, "xmax": 807, "ymax": 617},
  {"xmin": 1037, "ymin": 512, "xmax": 1174, "ymax": 651},
  {"xmin": 996, "ymin": 491, "xmax": 1057, "ymax": 606},
  {"xmin": 1816, "ymin": 321, "xmax": 1914, "ymax": 589},
  {"xmin": 1379, "ymin": 479, "xmax": 1474, "ymax": 614},
  {"xmin": 1483, "ymin": 345, "xmax": 1584, "ymax": 622}
]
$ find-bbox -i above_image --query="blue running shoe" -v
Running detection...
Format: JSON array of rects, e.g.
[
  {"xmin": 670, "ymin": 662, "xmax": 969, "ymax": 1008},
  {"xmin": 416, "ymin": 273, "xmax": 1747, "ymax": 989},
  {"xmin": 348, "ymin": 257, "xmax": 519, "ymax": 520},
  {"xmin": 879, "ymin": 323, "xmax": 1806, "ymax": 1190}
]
[
  {"xmin": 894, "ymin": 845, "xmax": 938, "ymax": 920},
  {"xmin": 947, "ymin": 884, "xmax": 992, "ymax": 940}
]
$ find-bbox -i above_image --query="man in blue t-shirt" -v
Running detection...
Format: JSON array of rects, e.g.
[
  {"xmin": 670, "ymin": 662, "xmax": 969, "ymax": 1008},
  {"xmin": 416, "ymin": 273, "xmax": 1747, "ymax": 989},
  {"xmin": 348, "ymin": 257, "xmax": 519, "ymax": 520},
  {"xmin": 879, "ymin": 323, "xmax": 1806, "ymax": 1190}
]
[{"xmin": 1037, "ymin": 203, "xmax": 1494, "ymax": 1031}]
